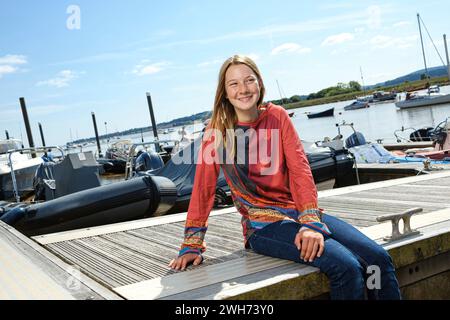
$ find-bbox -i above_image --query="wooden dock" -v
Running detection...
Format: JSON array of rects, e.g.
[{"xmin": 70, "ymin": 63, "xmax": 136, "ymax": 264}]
[{"xmin": 2, "ymin": 171, "xmax": 450, "ymax": 299}]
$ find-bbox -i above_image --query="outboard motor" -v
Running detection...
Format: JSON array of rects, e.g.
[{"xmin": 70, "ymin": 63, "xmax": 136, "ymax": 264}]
[
  {"xmin": 410, "ymin": 127, "xmax": 434, "ymax": 142},
  {"xmin": 135, "ymin": 151, "xmax": 164, "ymax": 173},
  {"xmin": 345, "ymin": 132, "xmax": 366, "ymax": 148}
]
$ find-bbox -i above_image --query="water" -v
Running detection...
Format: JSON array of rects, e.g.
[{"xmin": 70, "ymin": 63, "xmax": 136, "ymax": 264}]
[
  {"xmin": 66, "ymin": 85, "xmax": 450, "ymax": 158},
  {"xmin": 290, "ymin": 85, "xmax": 450, "ymax": 144}
]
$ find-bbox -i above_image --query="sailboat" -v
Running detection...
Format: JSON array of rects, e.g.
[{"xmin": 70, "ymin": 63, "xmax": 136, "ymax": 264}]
[{"xmin": 396, "ymin": 14, "xmax": 450, "ymax": 109}]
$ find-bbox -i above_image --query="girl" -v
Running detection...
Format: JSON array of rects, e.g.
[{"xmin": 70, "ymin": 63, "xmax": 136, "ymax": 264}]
[{"xmin": 168, "ymin": 55, "xmax": 401, "ymax": 300}]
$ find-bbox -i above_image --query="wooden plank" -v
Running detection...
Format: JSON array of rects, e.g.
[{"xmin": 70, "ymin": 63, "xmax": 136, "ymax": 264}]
[
  {"xmin": 319, "ymin": 171, "xmax": 450, "ymax": 198},
  {"xmin": 114, "ymin": 254, "xmax": 293, "ymax": 300},
  {"xmin": 33, "ymin": 206, "xmax": 238, "ymax": 245}
]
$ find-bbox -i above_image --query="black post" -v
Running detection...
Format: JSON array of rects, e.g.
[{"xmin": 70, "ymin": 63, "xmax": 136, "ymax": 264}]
[
  {"xmin": 146, "ymin": 92, "xmax": 161, "ymax": 152},
  {"xmin": 91, "ymin": 112, "xmax": 102, "ymax": 158},
  {"xmin": 5, "ymin": 130, "xmax": 9, "ymax": 140},
  {"xmin": 19, "ymin": 97, "xmax": 36, "ymax": 158},
  {"xmin": 140, "ymin": 128, "xmax": 144, "ymax": 142},
  {"xmin": 38, "ymin": 122, "xmax": 48, "ymax": 156},
  {"xmin": 38, "ymin": 122, "xmax": 46, "ymax": 147}
]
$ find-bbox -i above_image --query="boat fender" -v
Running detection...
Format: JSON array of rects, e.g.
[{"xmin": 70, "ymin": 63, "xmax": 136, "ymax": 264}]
[{"xmin": 0, "ymin": 207, "xmax": 27, "ymax": 225}]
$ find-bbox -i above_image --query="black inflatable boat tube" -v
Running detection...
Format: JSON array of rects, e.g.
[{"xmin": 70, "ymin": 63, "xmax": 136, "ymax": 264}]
[{"xmin": 11, "ymin": 175, "xmax": 177, "ymax": 235}]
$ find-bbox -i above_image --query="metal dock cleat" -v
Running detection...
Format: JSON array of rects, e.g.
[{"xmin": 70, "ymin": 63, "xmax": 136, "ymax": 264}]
[{"xmin": 376, "ymin": 207, "xmax": 423, "ymax": 241}]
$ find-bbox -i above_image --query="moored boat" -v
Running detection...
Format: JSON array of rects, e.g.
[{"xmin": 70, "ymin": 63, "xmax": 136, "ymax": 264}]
[
  {"xmin": 306, "ymin": 107, "xmax": 334, "ymax": 119},
  {"xmin": 344, "ymin": 100, "xmax": 370, "ymax": 110},
  {"xmin": 395, "ymin": 92, "xmax": 450, "ymax": 109},
  {"xmin": 0, "ymin": 140, "xmax": 43, "ymax": 201}
]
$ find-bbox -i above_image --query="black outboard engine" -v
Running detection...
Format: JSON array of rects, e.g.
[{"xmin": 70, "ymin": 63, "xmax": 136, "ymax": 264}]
[
  {"xmin": 410, "ymin": 127, "xmax": 434, "ymax": 142},
  {"xmin": 135, "ymin": 151, "xmax": 164, "ymax": 173},
  {"xmin": 345, "ymin": 132, "xmax": 366, "ymax": 148}
]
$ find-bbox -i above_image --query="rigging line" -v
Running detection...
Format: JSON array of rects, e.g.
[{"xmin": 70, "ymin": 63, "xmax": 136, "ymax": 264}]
[
  {"xmin": 419, "ymin": 15, "xmax": 447, "ymax": 67},
  {"xmin": 276, "ymin": 80, "xmax": 285, "ymax": 106},
  {"xmin": 280, "ymin": 85, "xmax": 288, "ymax": 102}
]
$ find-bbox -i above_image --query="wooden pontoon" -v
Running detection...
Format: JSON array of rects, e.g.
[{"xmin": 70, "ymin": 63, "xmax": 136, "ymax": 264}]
[{"xmin": 2, "ymin": 171, "xmax": 450, "ymax": 299}]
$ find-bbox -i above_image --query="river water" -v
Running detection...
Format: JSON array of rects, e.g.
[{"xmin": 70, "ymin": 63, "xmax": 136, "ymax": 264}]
[{"xmin": 290, "ymin": 85, "xmax": 450, "ymax": 144}]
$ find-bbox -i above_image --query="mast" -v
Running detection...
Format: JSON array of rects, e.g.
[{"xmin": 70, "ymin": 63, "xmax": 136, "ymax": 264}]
[
  {"xmin": 359, "ymin": 66, "xmax": 366, "ymax": 96},
  {"xmin": 444, "ymin": 34, "xmax": 450, "ymax": 80},
  {"xmin": 276, "ymin": 80, "xmax": 285, "ymax": 107},
  {"xmin": 417, "ymin": 13, "xmax": 429, "ymax": 81}
]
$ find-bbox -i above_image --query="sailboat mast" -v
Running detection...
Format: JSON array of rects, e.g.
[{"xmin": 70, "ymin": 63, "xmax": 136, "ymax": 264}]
[
  {"xmin": 359, "ymin": 66, "xmax": 366, "ymax": 95},
  {"xmin": 276, "ymin": 80, "xmax": 285, "ymax": 107},
  {"xmin": 444, "ymin": 34, "xmax": 450, "ymax": 80},
  {"xmin": 417, "ymin": 13, "xmax": 429, "ymax": 80}
]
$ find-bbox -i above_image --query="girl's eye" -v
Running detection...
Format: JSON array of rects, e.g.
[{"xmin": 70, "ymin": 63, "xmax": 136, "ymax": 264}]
[
  {"xmin": 229, "ymin": 83, "xmax": 237, "ymax": 87},
  {"xmin": 246, "ymin": 78, "xmax": 256, "ymax": 84}
]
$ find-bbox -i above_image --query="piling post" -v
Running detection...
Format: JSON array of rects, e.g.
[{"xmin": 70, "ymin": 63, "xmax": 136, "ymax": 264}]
[
  {"xmin": 38, "ymin": 122, "xmax": 48, "ymax": 156},
  {"xmin": 5, "ymin": 130, "xmax": 9, "ymax": 140},
  {"xmin": 146, "ymin": 92, "xmax": 161, "ymax": 152},
  {"xmin": 19, "ymin": 97, "xmax": 36, "ymax": 158},
  {"xmin": 91, "ymin": 112, "xmax": 102, "ymax": 158}
]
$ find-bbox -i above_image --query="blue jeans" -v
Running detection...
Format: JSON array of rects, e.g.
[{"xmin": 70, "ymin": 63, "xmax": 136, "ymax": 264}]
[{"xmin": 247, "ymin": 214, "xmax": 401, "ymax": 300}]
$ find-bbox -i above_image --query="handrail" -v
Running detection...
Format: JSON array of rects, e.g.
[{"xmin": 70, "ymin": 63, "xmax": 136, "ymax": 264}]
[{"xmin": 7, "ymin": 146, "xmax": 65, "ymax": 203}]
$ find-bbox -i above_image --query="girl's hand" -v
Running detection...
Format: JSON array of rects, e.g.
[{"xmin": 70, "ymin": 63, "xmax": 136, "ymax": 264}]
[
  {"xmin": 168, "ymin": 253, "xmax": 203, "ymax": 271},
  {"xmin": 294, "ymin": 229, "xmax": 324, "ymax": 263}
]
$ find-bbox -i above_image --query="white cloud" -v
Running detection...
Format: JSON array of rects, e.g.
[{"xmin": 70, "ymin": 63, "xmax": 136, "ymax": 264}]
[
  {"xmin": 367, "ymin": 5, "xmax": 382, "ymax": 29},
  {"xmin": 0, "ymin": 65, "xmax": 18, "ymax": 78},
  {"xmin": 0, "ymin": 54, "xmax": 27, "ymax": 65},
  {"xmin": 322, "ymin": 33, "xmax": 354, "ymax": 46},
  {"xmin": 0, "ymin": 54, "xmax": 28, "ymax": 78},
  {"xmin": 370, "ymin": 35, "xmax": 417, "ymax": 49},
  {"xmin": 36, "ymin": 70, "xmax": 79, "ymax": 88},
  {"xmin": 271, "ymin": 43, "xmax": 311, "ymax": 55},
  {"xmin": 132, "ymin": 62, "xmax": 169, "ymax": 76},
  {"xmin": 393, "ymin": 21, "xmax": 411, "ymax": 28}
]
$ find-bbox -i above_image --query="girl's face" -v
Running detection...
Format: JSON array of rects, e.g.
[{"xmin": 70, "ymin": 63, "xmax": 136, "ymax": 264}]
[{"xmin": 224, "ymin": 64, "xmax": 261, "ymax": 115}]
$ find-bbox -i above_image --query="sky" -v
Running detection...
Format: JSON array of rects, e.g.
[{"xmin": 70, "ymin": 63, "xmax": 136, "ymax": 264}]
[{"xmin": 1, "ymin": 0, "xmax": 449, "ymax": 146}]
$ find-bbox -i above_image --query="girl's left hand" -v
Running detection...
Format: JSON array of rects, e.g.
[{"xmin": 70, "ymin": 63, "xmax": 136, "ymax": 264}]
[{"xmin": 294, "ymin": 229, "xmax": 324, "ymax": 263}]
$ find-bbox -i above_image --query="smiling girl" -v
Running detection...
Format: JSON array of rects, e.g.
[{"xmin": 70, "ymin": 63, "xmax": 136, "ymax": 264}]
[{"xmin": 168, "ymin": 55, "xmax": 401, "ymax": 300}]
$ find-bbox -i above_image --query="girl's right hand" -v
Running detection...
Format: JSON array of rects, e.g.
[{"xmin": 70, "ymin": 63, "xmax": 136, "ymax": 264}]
[{"xmin": 168, "ymin": 253, "xmax": 203, "ymax": 271}]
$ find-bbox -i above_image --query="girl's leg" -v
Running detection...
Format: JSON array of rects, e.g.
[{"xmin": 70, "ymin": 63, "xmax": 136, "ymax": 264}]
[
  {"xmin": 248, "ymin": 220, "xmax": 366, "ymax": 300},
  {"xmin": 321, "ymin": 214, "xmax": 401, "ymax": 300}
]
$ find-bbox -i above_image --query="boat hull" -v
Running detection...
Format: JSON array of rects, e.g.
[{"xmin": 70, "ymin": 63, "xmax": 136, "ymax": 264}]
[
  {"xmin": 344, "ymin": 102, "xmax": 369, "ymax": 110},
  {"xmin": 0, "ymin": 163, "xmax": 41, "ymax": 200},
  {"xmin": 395, "ymin": 94, "xmax": 450, "ymax": 109},
  {"xmin": 1, "ymin": 175, "xmax": 177, "ymax": 236},
  {"xmin": 307, "ymin": 107, "xmax": 334, "ymax": 119}
]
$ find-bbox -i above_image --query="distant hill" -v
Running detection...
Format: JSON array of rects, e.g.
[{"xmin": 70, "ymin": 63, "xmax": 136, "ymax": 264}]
[{"xmin": 368, "ymin": 65, "xmax": 448, "ymax": 89}]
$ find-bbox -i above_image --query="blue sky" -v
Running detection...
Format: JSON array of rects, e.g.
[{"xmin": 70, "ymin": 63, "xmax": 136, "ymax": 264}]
[{"xmin": 1, "ymin": 0, "xmax": 449, "ymax": 145}]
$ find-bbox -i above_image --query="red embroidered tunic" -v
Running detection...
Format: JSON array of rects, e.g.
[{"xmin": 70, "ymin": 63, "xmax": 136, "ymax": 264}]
[{"xmin": 179, "ymin": 103, "xmax": 330, "ymax": 257}]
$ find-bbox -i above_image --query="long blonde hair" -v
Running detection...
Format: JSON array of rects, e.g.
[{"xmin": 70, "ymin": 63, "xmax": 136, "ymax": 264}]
[{"xmin": 206, "ymin": 55, "xmax": 266, "ymax": 155}]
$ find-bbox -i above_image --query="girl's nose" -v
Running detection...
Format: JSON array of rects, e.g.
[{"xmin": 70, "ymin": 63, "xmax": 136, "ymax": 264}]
[{"xmin": 239, "ymin": 82, "xmax": 249, "ymax": 93}]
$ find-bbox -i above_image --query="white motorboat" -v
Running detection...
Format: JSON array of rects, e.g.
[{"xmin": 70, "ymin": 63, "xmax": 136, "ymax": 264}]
[
  {"xmin": 395, "ymin": 92, "xmax": 450, "ymax": 109},
  {"xmin": 0, "ymin": 139, "xmax": 43, "ymax": 200}
]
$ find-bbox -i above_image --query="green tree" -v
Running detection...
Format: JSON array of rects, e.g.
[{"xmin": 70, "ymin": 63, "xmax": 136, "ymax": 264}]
[
  {"xmin": 348, "ymin": 81, "xmax": 361, "ymax": 91},
  {"xmin": 290, "ymin": 95, "xmax": 302, "ymax": 102}
]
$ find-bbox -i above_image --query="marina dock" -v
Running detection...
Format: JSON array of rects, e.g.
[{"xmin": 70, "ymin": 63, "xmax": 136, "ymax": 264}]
[{"xmin": 2, "ymin": 171, "xmax": 450, "ymax": 299}]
